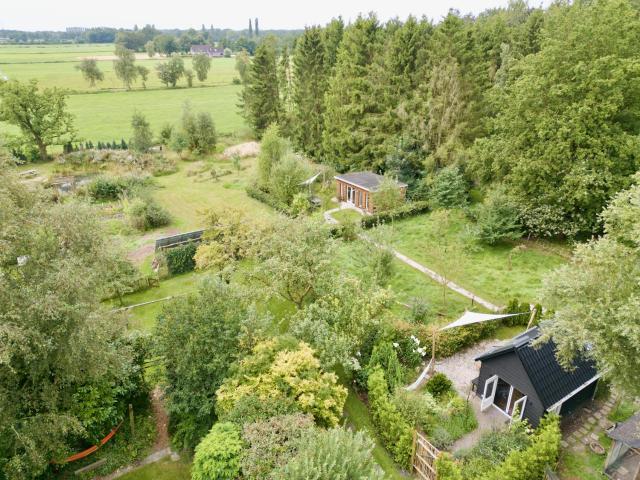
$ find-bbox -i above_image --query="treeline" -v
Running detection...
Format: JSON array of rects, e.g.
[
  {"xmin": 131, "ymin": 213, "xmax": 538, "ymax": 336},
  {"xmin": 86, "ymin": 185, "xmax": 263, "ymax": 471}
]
[
  {"xmin": 240, "ymin": 0, "xmax": 640, "ymax": 238},
  {"xmin": 115, "ymin": 23, "xmax": 299, "ymax": 55},
  {"xmin": 0, "ymin": 27, "xmax": 117, "ymax": 44}
]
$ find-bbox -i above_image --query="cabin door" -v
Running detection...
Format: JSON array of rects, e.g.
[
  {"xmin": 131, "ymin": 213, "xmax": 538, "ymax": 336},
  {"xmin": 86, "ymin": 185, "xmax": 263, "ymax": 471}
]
[
  {"xmin": 481, "ymin": 375, "xmax": 498, "ymax": 411},
  {"xmin": 347, "ymin": 186, "xmax": 355, "ymax": 204}
]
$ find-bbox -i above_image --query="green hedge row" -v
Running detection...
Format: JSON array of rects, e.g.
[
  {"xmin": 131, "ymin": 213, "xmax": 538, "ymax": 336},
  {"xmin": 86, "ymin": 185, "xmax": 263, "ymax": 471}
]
[
  {"xmin": 245, "ymin": 185, "xmax": 291, "ymax": 215},
  {"xmin": 367, "ymin": 366, "xmax": 413, "ymax": 469},
  {"xmin": 164, "ymin": 242, "xmax": 197, "ymax": 275},
  {"xmin": 361, "ymin": 201, "xmax": 430, "ymax": 229}
]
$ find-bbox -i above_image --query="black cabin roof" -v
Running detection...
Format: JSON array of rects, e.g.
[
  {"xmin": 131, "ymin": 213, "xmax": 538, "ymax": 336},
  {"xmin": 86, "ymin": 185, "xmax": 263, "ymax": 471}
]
[
  {"xmin": 334, "ymin": 172, "xmax": 408, "ymax": 191},
  {"xmin": 475, "ymin": 328, "xmax": 598, "ymax": 409}
]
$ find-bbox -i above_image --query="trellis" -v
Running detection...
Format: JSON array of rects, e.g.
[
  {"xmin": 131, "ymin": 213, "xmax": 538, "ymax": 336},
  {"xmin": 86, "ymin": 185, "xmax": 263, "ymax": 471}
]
[{"xmin": 412, "ymin": 431, "xmax": 440, "ymax": 480}]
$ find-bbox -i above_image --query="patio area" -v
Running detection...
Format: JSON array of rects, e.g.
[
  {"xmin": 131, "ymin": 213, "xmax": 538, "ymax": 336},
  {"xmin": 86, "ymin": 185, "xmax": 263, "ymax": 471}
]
[{"xmin": 434, "ymin": 338, "xmax": 510, "ymax": 452}]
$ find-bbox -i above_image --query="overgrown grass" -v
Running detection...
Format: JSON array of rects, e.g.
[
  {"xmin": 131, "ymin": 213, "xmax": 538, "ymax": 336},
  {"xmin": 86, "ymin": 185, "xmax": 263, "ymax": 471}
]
[
  {"xmin": 343, "ymin": 390, "xmax": 406, "ymax": 480},
  {"xmin": 383, "ymin": 210, "xmax": 569, "ymax": 305},
  {"xmin": 558, "ymin": 431, "xmax": 610, "ymax": 480}
]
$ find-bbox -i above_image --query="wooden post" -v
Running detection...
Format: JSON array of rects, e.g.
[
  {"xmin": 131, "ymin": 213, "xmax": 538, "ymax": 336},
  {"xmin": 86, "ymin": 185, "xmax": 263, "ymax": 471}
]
[
  {"xmin": 128, "ymin": 403, "xmax": 135, "ymax": 435},
  {"xmin": 525, "ymin": 307, "xmax": 537, "ymax": 330},
  {"xmin": 410, "ymin": 429, "xmax": 417, "ymax": 474}
]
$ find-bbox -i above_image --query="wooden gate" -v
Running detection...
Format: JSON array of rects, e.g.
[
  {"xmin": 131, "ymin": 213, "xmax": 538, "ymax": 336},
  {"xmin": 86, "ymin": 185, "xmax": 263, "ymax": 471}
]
[{"xmin": 412, "ymin": 431, "xmax": 440, "ymax": 480}]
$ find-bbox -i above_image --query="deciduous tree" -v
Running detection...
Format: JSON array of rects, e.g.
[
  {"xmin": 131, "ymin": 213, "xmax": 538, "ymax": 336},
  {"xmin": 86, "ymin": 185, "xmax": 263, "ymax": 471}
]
[
  {"xmin": 76, "ymin": 58, "xmax": 104, "ymax": 87},
  {"xmin": 192, "ymin": 53, "xmax": 211, "ymax": 82},
  {"xmin": 0, "ymin": 80, "xmax": 75, "ymax": 161}
]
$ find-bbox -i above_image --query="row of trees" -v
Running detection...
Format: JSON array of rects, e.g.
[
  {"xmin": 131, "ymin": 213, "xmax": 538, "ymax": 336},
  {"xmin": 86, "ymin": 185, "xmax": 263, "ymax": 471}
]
[{"xmin": 241, "ymin": 0, "xmax": 640, "ymax": 238}]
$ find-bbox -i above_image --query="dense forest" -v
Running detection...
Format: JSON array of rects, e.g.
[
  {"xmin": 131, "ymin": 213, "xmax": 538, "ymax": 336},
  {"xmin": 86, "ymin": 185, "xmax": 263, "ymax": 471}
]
[{"xmin": 240, "ymin": 0, "xmax": 640, "ymax": 238}]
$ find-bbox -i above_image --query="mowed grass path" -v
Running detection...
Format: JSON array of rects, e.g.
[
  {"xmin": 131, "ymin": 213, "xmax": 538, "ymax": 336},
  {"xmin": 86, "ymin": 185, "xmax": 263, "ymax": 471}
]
[{"xmin": 385, "ymin": 210, "xmax": 569, "ymax": 305}]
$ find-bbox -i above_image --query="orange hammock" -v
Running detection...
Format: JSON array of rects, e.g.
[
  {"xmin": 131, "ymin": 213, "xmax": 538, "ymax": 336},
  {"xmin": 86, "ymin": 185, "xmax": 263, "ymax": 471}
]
[{"xmin": 56, "ymin": 421, "xmax": 123, "ymax": 464}]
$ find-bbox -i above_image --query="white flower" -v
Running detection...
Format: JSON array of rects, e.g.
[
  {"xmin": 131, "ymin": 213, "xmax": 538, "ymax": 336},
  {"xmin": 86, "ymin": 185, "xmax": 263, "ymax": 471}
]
[
  {"xmin": 356, "ymin": 351, "xmax": 361, "ymax": 357},
  {"xmin": 393, "ymin": 342, "xmax": 399, "ymax": 348}
]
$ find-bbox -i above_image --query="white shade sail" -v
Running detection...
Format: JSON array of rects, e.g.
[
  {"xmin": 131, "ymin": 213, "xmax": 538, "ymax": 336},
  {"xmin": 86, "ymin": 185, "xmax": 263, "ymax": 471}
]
[{"xmin": 440, "ymin": 311, "xmax": 521, "ymax": 331}]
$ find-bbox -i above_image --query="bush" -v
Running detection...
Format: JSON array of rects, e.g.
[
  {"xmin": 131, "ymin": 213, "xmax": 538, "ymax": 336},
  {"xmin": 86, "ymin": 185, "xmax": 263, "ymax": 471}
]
[
  {"xmin": 87, "ymin": 175, "xmax": 150, "ymax": 200},
  {"xmin": 220, "ymin": 394, "xmax": 300, "ymax": 427},
  {"xmin": 473, "ymin": 188, "xmax": 523, "ymax": 245},
  {"xmin": 435, "ymin": 453, "xmax": 463, "ymax": 480},
  {"xmin": 245, "ymin": 184, "xmax": 291, "ymax": 214},
  {"xmin": 123, "ymin": 196, "xmax": 171, "ymax": 231},
  {"xmin": 192, "ymin": 422, "xmax": 244, "ymax": 480},
  {"xmin": 425, "ymin": 372, "xmax": 454, "ymax": 398},
  {"xmin": 392, "ymin": 389, "xmax": 441, "ymax": 433},
  {"xmin": 164, "ymin": 242, "xmax": 197, "ymax": 275},
  {"xmin": 241, "ymin": 414, "xmax": 315, "ymax": 479},
  {"xmin": 367, "ymin": 366, "xmax": 414, "ymax": 468},
  {"xmin": 361, "ymin": 201, "xmax": 430, "ymax": 229},
  {"xmin": 269, "ymin": 154, "xmax": 308, "ymax": 205},
  {"xmin": 429, "ymin": 166, "xmax": 467, "ymax": 209},
  {"xmin": 273, "ymin": 427, "xmax": 385, "ymax": 480},
  {"xmin": 290, "ymin": 192, "xmax": 310, "ymax": 216},
  {"xmin": 481, "ymin": 415, "xmax": 561, "ymax": 480},
  {"xmin": 367, "ymin": 341, "xmax": 405, "ymax": 393}
]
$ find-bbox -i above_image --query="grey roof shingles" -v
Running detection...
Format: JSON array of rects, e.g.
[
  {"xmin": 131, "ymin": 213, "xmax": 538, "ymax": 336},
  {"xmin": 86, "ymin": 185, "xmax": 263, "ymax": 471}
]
[
  {"xmin": 608, "ymin": 413, "xmax": 640, "ymax": 447},
  {"xmin": 475, "ymin": 327, "xmax": 599, "ymax": 409},
  {"xmin": 334, "ymin": 171, "xmax": 408, "ymax": 191}
]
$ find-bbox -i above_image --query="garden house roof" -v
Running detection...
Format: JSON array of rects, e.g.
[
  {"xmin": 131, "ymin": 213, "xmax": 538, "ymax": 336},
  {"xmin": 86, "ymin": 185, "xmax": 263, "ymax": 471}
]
[{"xmin": 334, "ymin": 172, "xmax": 408, "ymax": 192}]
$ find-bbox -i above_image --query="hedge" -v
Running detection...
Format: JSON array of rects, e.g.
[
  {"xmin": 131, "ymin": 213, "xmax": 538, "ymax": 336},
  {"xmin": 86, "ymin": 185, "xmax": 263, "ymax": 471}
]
[
  {"xmin": 361, "ymin": 201, "xmax": 430, "ymax": 229},
  {"xmin": 246, "ymin": 185, "xmax": 291, "ymax": 215},
  {"xmin": 165, "ymin": 242, "xmax": 197, "ymax": 275},
  {"xmin": 367, "ymin": 366, "xmax": 414, "ymax": 469}
]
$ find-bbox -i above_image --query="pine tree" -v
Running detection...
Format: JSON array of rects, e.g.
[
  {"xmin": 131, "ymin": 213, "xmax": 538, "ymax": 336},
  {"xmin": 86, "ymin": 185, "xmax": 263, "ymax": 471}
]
[
  {"xmin": 323, "ymin": 17, "xmax": 344, "ymax": 72},
  {"xmin": 249, "ymin": 19, "xmax": 253, "ymax": 37},
  {"xmin": 292, "ymin": 26, "xmax": 328, "ymax": 159},
  {"xmin": 239, "ymin": 39, "xmax": 281, "ymax": 136},
  {"xmin": 277, "ymin": 45, "xmax": 293, "ymax": 136},
  {"xmin": 255, "ymin": 18, "xmax": 259, "ymax": 36},
  {"xmin": 322, "ymin": 14, "xmax": 382, "ymax": 171}
]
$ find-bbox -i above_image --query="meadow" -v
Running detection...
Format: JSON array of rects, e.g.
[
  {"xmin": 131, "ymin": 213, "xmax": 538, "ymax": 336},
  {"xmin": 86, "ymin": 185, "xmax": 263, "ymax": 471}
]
[{"xmin": 0, "ymin": 44, "xmax": 245, "ymax": 142}]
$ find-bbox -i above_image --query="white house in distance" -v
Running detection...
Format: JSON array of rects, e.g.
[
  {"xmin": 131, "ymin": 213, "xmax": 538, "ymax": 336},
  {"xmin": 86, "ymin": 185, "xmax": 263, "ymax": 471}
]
[{"xmin": 189, "ymin": 45, "xmax": 224, "ymax": 57}]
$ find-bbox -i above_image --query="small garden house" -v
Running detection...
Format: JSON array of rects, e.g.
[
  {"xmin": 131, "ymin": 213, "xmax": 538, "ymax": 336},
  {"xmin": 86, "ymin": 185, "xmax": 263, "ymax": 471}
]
[
  {"xmin": 334, "ymin": 172, "xmax": 407, "ymax": 213},
  {"xmin": 474, "ymin": 328, "xmax": 600, "ymax": 427}
]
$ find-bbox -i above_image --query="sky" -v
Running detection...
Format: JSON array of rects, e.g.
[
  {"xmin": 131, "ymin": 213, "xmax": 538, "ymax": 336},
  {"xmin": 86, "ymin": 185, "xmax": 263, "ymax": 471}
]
[{"xmin": 1, "ymin": 0, "xmax": 548, "ymax": 32}]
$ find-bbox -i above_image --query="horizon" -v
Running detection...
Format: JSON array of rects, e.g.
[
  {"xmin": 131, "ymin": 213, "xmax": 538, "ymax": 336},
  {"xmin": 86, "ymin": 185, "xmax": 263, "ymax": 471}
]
[{"xmin": 2, "ymin": 0, "xmax": 550, "ymax": 32}]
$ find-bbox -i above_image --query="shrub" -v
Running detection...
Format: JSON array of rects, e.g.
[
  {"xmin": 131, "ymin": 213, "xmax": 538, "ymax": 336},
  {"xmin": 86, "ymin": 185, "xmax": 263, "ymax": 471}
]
[
  {"xmin": 392, "ymin": 389, "xmax": 441, "ymax": 433},
  {"xmin": 371, "ymin": 175, "xmax": 405, "ymax": 213},
  {"xmin": 290, "ymin": 192, "xmax": 310, "ymax": 216},
  {"xmin": 367, "ymin": 366, "xmax": 414, "ymax": 468},
  {"xmin": 473, "ymin": 188, "xmax": 523, "ymax": 245},
  {"xmin": 130, "ymin": 112, "xmax": 153, "ymax": 153},
  {"xmin": 257, "ymin": 124, "xmax": 289, "ymax": 188},
  {"xmin": 481, "ymin": 415, "xmax": 561, "ymax": 480},
  {"xmin": 361, "ymin": 201, "xmax": 430, "ymax": 229},
  {"xmin": 164, "ymin": 242, "xmax": 197, "ymax": 275},
  {"xmin": 241, "ymin": 414, "xmax": 315, "ymax": 479},
  {"xmin": 220, "ymin": 394, "xmax": 300, "ymax": 427},
  {"xmin": 123, "ymin": 197, "xmax": 171, "ymax": 231},
  {"xmin": 192, "ymin": 422, "xmax": 244, "ymax": 480},
  {"xmin": 435, "ymin": 453, "xmax": 463, "ymax": 480},
  {"xmin": 429, "ymin": 166, "xmax": 467, "ymax": 209},
  {"xmin": 426, "ymin": 372, "xmax": 454, "ymax": 398},
  {"xmin": 269, "ymin": 154, "xmax": 308, "ymax": 205},
  {"xmin": 87, "ymin": 175, "xmax": 150, "ymax": 201},
  {"xmin": 245, "ymin": 184, "xmax": 291, "ymax": 214},
  {"xmin": 273, "ymin": 427, "xmax": 385, "ymax": 480},
  {"xmin": 368, "ymin": 341, "xmax": 405, "ymax": 393}
]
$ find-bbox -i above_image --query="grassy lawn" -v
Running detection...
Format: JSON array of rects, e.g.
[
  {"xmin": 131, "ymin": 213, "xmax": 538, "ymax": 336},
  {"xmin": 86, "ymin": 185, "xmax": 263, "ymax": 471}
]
[
  {"xmin": 118, "ymin": 458, "xmax": 191, "ymax": 480},
  {"xmin": 331, "ymin": 208, "xmax": 364, "ymax": 224},
  {"xmin": 151, "ymin": 156, "xmax": 274, "ymax": 231},
  {"xmin": 343, "ymin": 390, "xmax": 406, "ymax": 480},
  {"xmin": 335, "ymin": 239, "xmax": 481, "ymax": 324},
  {"xmin": 383, "ymin": 210, "xmax": 569, "ymax": 306}
]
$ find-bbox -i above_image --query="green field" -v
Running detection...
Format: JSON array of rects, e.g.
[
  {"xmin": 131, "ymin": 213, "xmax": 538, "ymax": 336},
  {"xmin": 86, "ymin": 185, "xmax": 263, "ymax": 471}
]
[{"xmin": 0, "ymin": 43, "xmax": 245, "ymax": 142}]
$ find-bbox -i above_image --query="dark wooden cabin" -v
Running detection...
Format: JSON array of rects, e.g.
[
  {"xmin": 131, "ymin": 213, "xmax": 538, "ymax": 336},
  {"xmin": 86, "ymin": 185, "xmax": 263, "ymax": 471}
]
[{"xmin": 334, "ymin": 172, "xmax": 407, "ymax": 213}]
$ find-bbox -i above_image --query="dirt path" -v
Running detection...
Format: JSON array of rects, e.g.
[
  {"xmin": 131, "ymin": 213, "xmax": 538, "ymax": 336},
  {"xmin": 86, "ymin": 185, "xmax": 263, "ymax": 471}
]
[{"xmin": 151, "ymin": 387, "xmax": 170, "ymax": 451}]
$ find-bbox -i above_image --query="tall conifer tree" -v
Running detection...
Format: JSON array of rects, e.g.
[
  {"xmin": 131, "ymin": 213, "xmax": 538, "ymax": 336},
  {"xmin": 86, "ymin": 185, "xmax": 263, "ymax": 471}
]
[
  {"xmin": 292, "ymin": 26, "xmax": 328, "ymax": 159},
  {"xmin": 239, "ymin": 39, "xmax": 281, "ymax": 136}
]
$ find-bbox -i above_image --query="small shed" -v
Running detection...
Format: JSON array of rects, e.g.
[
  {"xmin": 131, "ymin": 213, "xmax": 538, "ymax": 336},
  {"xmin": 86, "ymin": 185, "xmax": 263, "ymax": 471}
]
[
  {"xmin": 334, "ymin": 172, "xmax": 407, "ymax": 213},
  {"xmin": 474, "ymin": 328, "xmax": 600, "ymax": 427},
  {"xmin": 605, "ymin": 413, "xmax": 640, "ymax": 479}
]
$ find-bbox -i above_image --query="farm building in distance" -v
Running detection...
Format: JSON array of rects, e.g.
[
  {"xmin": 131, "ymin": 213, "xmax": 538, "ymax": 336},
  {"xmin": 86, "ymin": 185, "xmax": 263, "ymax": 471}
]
[
  {"xmin": 474, "ymin": 327, "xmax": 601, "ymax": 427},
  {"xmin": 334, "ymin": 172, "xmax": 407, "ymax": 213},
  {"xmin": 189, "ymin": 45, "xmax": 224, "ymax": 57}
]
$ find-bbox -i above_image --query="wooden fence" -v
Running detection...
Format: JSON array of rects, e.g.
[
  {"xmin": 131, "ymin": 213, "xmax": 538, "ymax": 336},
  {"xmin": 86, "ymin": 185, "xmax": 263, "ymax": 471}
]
[
  {"xmin": 155, "ymin": 229, "xmax": 204, "ymax": 251},
  {"xmin": 412, "ymin": 431, "xmax": 440, "ymax": 480}
]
